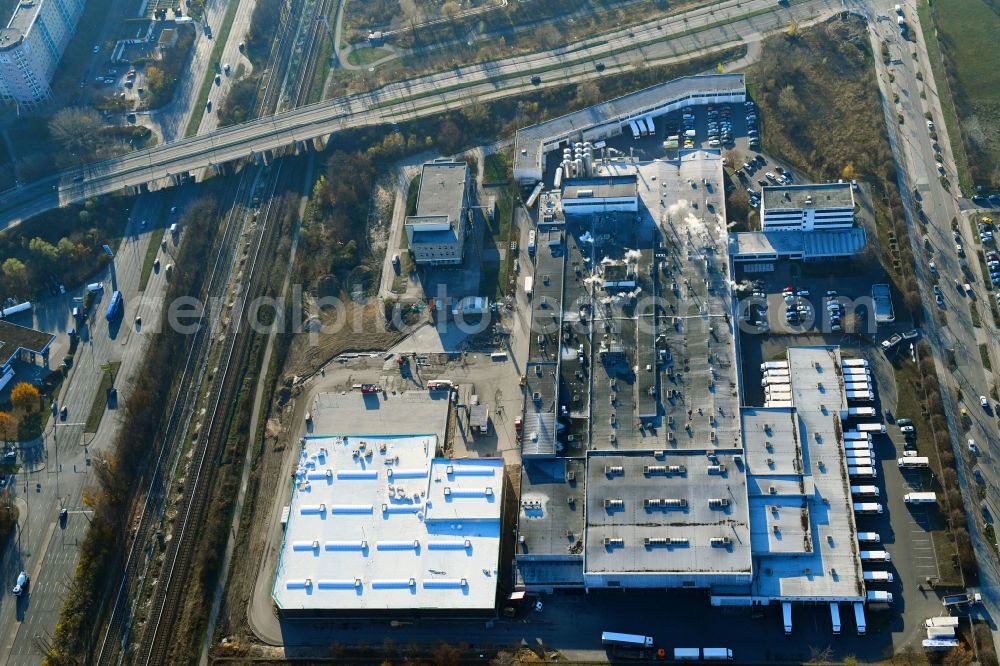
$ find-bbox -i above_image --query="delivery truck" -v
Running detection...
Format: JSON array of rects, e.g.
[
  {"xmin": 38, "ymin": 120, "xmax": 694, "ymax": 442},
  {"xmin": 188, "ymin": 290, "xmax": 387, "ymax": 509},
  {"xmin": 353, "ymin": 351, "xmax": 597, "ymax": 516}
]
[
  {"xmin": 851, "ymin": 486, "xmax": 879, "ymax": 497},
  {"xmin": 864, "ymin": 571, "xmax": 893, "ymax": 583},
  {"xmin": 857, "ymin": 531, "xmax": 881, "ymax": 543}
]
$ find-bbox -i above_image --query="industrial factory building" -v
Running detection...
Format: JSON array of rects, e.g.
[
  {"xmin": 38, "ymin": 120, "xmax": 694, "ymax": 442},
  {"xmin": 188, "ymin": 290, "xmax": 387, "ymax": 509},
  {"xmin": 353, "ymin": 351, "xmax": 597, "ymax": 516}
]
[
  {"xmin": 512, "ymin": 74, "xmax": 747, "ymax": 184},
  {"xmin": 404, "ymin": 160, "xmax": 471, "ymax": 266},
  {"xmin": 273, "ymin": 433, "xmax": 504, "ymax": 618}
]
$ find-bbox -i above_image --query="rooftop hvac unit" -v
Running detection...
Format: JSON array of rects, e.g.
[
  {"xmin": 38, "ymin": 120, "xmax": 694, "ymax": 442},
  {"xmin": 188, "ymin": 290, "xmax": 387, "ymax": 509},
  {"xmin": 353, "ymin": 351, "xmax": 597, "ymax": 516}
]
[
  {"xmin": 667, "ymin": 465, "xmax": 686, "ymax": 474},
  {"xmin": 769, "ymin": 486, "xmax": 777, "ymax": 495},
  {"xmin": 710, "ymin": 537, "xmax": 731, "ymax": 547},
  {"xmin": 771, "ymin": 505, "xmax": 780, "ymax": 513},
  {"xmin": 654, "ymin": 450, "xmax": 665, "ymax": 458},
  {"xmin": 485, "ymin": 487, "xmax": 494, "ymax": 496},
  {"xmin": 711, "ymin": 430, "xmax": 717, "ymax": 441},
  {"xmin": 767, "ymin": 458, "xmax": 774, "ymax": 467},
  {"xmin": 567, "ymin": 496, "xmax": 575, "ymax": 505},
  {"xmin": 566, "ymin": 470, "xmax": 576, "ymax": 481},
  {"xmin": 609, "ymin": 433, "xmax": 617, "ymax": 443},
  {"xmin": 604, "ymin": 537, "xmax": 624, "ymax": 546},
  {"xmin": 443, "ymin": 487, "xmax": 452, "ymax": 496},
  {"xmin": 734, "ymin": 455, "xmax": 742, "ymax": 464},
  {"xmin": 709, "ymin": 498, "xmax": 730, "ymax": 508},
  {"xmin": 668, "ymin": 432, "xmax": 674, "ymax": 441},
  {"xmin": 645, "ymin": 537, "xmax": 670, "ymax": 546},
  {"xmin": 644, "ymin": 465, "xmax": 667, "ymax": 475},
  {"xmin": 605, "ymin": 465, "xmax": 624, "ymax": 475},
  {"xmin": 604, "ymin": 499, "xmax": 625, "ymax": 509},
  {"xmin": 707, "ymin": 464, "xmax": 726, "ymax": 474}
]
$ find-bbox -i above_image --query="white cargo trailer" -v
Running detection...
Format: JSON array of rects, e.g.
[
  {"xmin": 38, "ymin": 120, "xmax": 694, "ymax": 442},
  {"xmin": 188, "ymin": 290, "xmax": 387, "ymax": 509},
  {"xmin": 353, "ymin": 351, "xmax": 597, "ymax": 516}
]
[
  {"xmin": 864, "ymin": 571, "xmax": 893, "ymax": 583},
  {"xmin": 843, "ymin": 359, "xmax": 869, "ymax": 368},
  {"xmin": 898, "ymin": 457, "xmax": 929, "ymax": 468},
  {"xmin": 854, "ymin": 502, "xmax": 883, "ymax": 514},
  {"xmin": 849, "ymin": 466, "xmax": 877, "ymax": 478},
  {"xmin": 904, "ymin": 492, "xmax": 937, "ymax": 504},
  {"xmin": 925, "ymin": 617, "xmax": 960, "ymax": 628},
  {"xmin": 851, "ymin": 486, "xmax": 880, "ymax": 497},
  {"xmin": 854, "ymin": 603, "xmax": 866, "ymax": 635},
  {"xmin": 867, "ymin": 590, "xmax": 893, "ymax": 603},
  {"xmin": 860, "ymin": 550, "xmax": 891, "ymax": 562},
  {"xmin": 843, "ymin": 431, "xmax": 872, "ymax": 441},
  {"xmin": 702, "ymin": 648, "xmax": 733, "ymax": 661},
  {"xmin": 857, "ymin": 531, "xmax": 881, "ymax": 542},
  {"xmin": 830, "ymin": 603, "xmax": 841, "ymax": 635},
  {"xmin": 857, "ymin": 423, "xmax": 887, "ymax": 434}
]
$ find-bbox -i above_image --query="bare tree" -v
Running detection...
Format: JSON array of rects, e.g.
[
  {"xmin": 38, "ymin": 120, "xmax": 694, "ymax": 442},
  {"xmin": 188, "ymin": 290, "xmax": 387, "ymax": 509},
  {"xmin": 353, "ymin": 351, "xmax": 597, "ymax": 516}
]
[{"xmin": 48, "ymin": 107, "xmax": 104, "ymax": 165}]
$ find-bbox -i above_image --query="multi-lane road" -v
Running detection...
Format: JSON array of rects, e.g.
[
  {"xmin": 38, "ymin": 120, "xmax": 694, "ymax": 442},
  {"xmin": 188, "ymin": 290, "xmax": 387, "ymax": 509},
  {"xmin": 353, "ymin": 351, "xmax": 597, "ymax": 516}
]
[
  {"xmin": 860, "ymin": 0, "xmax": 1000, "ymax": 648},
  {"xmin": 0, "ymin": 0, "xmax": 846, "ymax": 229},
  {"xmin": 0, "ymin": 190, "xmax": 183, "ymax": 663}
]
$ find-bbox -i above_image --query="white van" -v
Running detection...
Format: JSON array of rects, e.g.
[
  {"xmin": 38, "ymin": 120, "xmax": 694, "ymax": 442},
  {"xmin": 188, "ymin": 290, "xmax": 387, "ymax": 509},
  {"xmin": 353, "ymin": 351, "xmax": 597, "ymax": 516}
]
[{"xmin": 86, "ymin": 282, "xmax": 104, "ymax": 293}]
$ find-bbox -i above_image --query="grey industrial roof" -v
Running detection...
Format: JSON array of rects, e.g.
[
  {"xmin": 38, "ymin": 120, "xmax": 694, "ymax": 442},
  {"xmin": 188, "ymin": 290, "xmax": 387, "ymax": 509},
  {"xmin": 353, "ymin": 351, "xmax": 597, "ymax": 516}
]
[
  {"xmin": 761, "ymin": 183, "xmax": 854, "ymax": 211},
  {"xmin": 635, "ymin": 156, "xmax": 740, "ymax": 449},
  {"xmin": 517, "ymin": 458, "xmax": 586, "ymax": 561},
  {"xmin": 584, "ymin": 451, "xmax": 752, "ymax": 575},
  {"xmin": 562, "ymin": 176, "xmax": 637, "ymax": 200},
  {"xmin": 414, "ymin": 161, "xmax": 467, "ymax": 217},
  {"xmin": 730, "ymin": 228, "xmax": 867, "ymax": 260},
  {"xmin": 749, "ymin": 347, "xmax": 865, "ymax": 601},
  {"xmin": 514, "ymin": 74, "xmax": 745, "ymax": 181},
  {"xmin": 0, "ymin": 28, "xmax": 24, "ymax": 50},
  {"xmin": 0, "ymin": 320, "xmax": 55, "ymax": 368},
  {"xmin": 405, "ymin": 161, "xmax": 468, "ymax": 236}
]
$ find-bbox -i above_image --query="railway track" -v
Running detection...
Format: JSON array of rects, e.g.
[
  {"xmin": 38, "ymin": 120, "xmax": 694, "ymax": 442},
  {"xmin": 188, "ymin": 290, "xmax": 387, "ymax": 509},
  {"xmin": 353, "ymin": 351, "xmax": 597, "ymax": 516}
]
[
  {"xmin": 96, "ymin": 0, "xmax": 332, "ymax": 660},
  {"xmin": 94, "ymin": 167, "xmax": 258, "ymax": 666},
  {"xmin": 136, "ymin": 162, "xmax": 289, "ymax": 665}
]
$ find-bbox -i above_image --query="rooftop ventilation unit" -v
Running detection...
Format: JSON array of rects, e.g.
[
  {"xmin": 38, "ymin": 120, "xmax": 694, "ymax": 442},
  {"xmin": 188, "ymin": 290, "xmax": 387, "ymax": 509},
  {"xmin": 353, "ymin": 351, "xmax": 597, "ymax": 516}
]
[
  {"xmin": 643, "ymin": 465, "xmax": 667, "ymax": 475},
  {"xmin": 711, "ymin": 537, "xmax": 731, "ymax": 547},
  {"xmin": 707, "ymin": 464, "xmax": 726, "ymax": 474},
  {"xmin": 709, "ymin": 498, "xmax": 730, "ymax": 508},
  {"xmin": 604, "ymin": 499, "xmax": 625, "ymax": 509},
  {"xmin": 605, "ymin": 465, "xmax": 624, "ymax": 476},
  {"xmin": 604, "ymin": 537, "xmax": 624, "ymax": 546}
]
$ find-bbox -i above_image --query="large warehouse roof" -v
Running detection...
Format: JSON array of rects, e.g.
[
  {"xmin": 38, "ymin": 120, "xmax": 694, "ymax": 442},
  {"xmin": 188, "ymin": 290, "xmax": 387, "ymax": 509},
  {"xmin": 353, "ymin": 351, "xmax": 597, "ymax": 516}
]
[{"xmin": 272, "ymin": 435, "xmax": 503, "ymax": 614}]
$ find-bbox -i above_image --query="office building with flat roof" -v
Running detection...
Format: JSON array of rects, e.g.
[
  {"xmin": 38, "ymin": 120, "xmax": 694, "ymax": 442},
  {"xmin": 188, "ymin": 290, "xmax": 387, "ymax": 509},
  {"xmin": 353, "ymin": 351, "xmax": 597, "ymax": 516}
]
[
  {"xmin": 0, "ymin": 0, "xmax": 86, "ymax": 103},
  {"xmin": 273, "ymin": 434, "xmax": 503, "ymax": 617},
  {"xmin": 404, "ymin": 160, "xmax": 471, "ymax": 266},
  {"xmin": 760, "ymin": 183, "xmax": 855, "ymax": 231}
]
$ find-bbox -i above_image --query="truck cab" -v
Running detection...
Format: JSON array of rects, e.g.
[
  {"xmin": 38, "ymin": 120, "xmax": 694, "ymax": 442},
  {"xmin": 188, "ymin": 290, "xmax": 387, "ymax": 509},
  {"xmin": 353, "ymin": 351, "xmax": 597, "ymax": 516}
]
[{"xmin": 12, "ymin": 571, "xmax": 28, "ymax": 596}]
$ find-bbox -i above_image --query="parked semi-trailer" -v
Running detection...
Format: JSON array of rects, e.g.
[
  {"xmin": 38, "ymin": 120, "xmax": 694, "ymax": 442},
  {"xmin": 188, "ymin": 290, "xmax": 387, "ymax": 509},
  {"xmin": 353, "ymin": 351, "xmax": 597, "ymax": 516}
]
[
  {"xmin": 853, "ymin": 502, "xmax": 883, "ymax": 514},
  {"xmin": 854, "ymin": 603, "xmax": 867, "ymax": 636},
  {"xmin": 925, "ymin": 617, "xmax": 960, "ymax": 628},
  {"xmin": 845, "ymin": 382, "xmax": 872, "ymax": 392},
  {"xmin": 867, "ymin": 590, "xmax": 893, "ymax": 603},
  {"xmin": 851, "ymin": 486, "xmax": 880, "ymax": 497},
  {"xmin": 761, "ymin": 361, "xmax": 789, "ymax": 371},
  {"xmin": 843, "ymin": 431, "xmax": 872, "ymax": 441},
  {"xmin": 849, "ymin": 466, "xmax": 877, "ymax": 478},
  {"xmin": 904, "ymin": 492, "xmax": 937, "ymax": 504},
  {"xmin": 860, "ymin": 550, "xmax": 891, "ymax": 562},
  {"xmin": 843, "ymin": 406, "xmax": 877, "ymax": 418},
  {"xmin": 864, "ymin": 571, "xmax": 894, "ymax": 583},
  {"xmin": 857, "ymin": 531, "xmax": 881, "ymax": 543},
  {"xmin": 857, "ymin": 423, "xmax": 887, "ymax": 434},
  {"xmin": 898, "ymin": 457, "xmax": 929, "ymax": 468},
  {"xmin": 601, "ymin": 632, "xmax": 653, "ymax": 648},
  {"xmin": 842, "ymin": 359, "xmax": 869, "ymax": 368}
]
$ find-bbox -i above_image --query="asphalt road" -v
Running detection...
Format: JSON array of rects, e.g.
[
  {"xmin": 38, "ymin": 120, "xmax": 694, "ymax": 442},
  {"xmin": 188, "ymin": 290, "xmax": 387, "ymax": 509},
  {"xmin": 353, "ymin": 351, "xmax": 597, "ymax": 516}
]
[
  {"xmin": 860, "ymin": 0, "xmax": 1000, "ymax": 649},
  {"xmin": 0, "ymin": 191, "xmax": 184, "ymax": 664},
  {"xmin": 0, "ymin": 0, "xmax": 844, "ymax": 228}
]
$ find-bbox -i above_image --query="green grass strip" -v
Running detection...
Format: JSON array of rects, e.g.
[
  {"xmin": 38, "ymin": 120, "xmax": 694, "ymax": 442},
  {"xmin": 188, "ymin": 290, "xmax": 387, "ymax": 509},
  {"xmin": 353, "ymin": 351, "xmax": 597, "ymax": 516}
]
[
  {"xmin": 185, "ymin": 0, "xmax": 242, "ymax": 137},
  {"xmin": 85, "ymin": 361, "xmax": 121, "ymax": 433},
  {"xmin": 916, "ymin": 0, "xmax": 974, "ymax": 193}
]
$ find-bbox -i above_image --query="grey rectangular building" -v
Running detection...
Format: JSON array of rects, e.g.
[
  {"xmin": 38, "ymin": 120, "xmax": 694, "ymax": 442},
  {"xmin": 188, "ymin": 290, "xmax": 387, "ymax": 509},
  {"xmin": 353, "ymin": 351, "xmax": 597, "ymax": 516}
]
[{"xmin": 405, "ymin": 161, "xmax": 471, "ymax": 265}]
